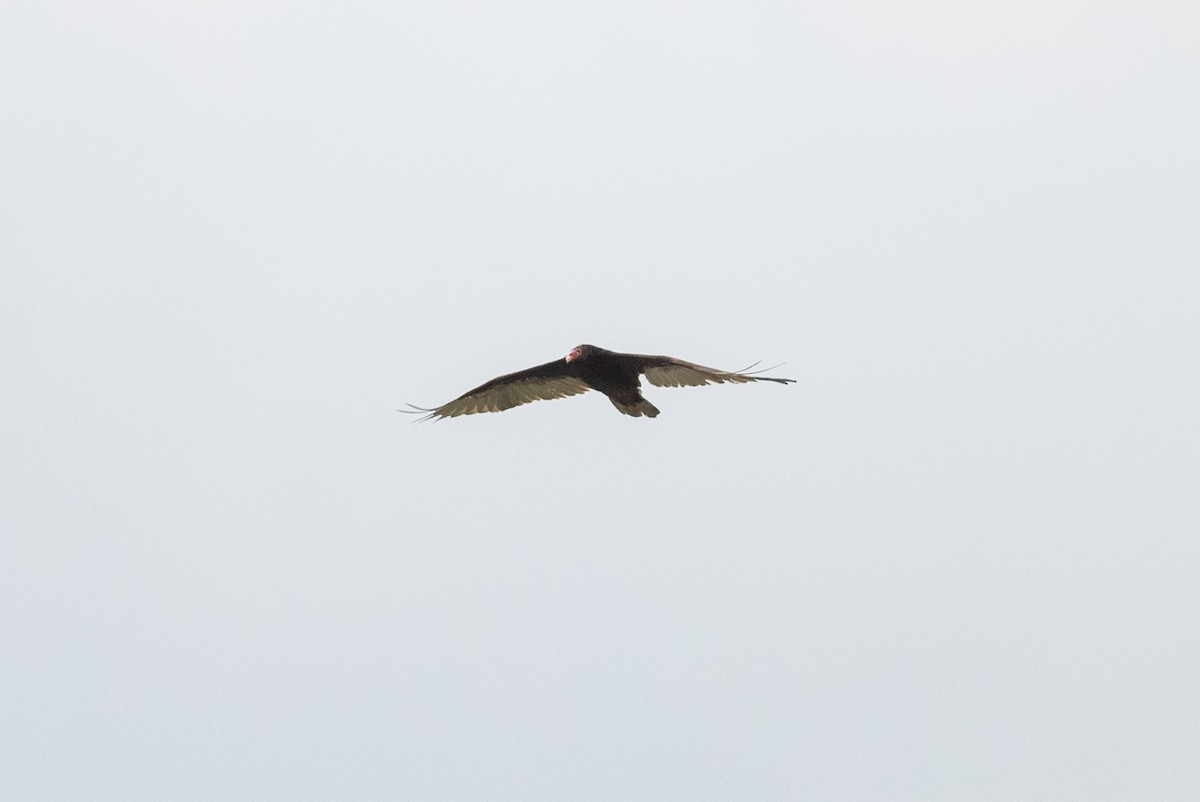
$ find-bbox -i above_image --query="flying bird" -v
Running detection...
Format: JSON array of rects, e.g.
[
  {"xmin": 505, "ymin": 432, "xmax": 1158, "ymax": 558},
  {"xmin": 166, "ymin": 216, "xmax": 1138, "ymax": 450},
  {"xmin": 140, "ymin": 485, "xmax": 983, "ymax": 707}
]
[{"xmin": 403, "ymin": 344, "xmax": 795, "ymax": 421}]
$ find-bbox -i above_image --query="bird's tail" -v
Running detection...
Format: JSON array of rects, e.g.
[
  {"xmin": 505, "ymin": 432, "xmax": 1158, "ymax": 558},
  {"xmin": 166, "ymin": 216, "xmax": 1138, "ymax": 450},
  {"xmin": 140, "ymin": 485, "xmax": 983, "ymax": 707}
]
[{"xmin": 610, "ymin": 395, "xmax": 660, "ymax": 418}]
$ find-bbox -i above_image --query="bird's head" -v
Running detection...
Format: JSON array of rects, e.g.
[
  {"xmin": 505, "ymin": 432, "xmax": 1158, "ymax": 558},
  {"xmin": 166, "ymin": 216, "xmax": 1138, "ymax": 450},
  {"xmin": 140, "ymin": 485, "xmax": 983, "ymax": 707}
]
[{"xmin": 565, "ymin": 344, "xmax": 593, "ymax": 363}]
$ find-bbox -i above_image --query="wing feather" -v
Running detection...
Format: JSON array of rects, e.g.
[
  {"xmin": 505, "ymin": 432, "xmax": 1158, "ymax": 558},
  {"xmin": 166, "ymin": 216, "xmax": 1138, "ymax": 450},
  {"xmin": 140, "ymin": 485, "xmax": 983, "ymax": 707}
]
[
  {"xmin": 635, "ymin": 355, "xmax": 796, "ymax": 388},
  {"xmin": 402, "ymin": 358, "xmax": 591, "ymax": 421}
]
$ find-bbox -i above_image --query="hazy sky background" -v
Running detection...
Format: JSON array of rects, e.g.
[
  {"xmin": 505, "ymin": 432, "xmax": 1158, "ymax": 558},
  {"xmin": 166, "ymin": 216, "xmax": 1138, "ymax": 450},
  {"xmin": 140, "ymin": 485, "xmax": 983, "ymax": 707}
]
[{"xmin": 3, "ymin": 1, "xmax": 1198, "ymax": 799}]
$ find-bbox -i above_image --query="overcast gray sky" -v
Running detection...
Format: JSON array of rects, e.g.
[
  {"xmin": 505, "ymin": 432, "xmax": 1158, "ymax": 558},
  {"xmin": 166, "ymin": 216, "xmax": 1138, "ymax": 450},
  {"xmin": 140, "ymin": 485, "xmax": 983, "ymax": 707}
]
[{"xmin": 3, "ymin": 1, "xmax": 1198, "ymax": 799}]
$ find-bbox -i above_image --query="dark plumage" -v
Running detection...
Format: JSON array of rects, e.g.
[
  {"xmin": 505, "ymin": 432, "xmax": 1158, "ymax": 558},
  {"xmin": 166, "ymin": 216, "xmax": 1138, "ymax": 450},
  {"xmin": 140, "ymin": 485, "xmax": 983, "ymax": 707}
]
[{"xmin": 403, "ymin": 344, "xmax": 795, "ymax": 421}]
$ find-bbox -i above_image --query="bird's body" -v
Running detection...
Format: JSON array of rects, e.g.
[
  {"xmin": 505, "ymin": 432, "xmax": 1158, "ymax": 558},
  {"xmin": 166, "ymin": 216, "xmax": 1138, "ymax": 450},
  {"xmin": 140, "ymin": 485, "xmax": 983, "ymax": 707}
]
[
  {"xmin": 568, "ymin": 346, "xmax": 659, "ymax": 417},
  {"xmin": 403, "ymin": 344, "xmax": 794, "ymax": 421}
]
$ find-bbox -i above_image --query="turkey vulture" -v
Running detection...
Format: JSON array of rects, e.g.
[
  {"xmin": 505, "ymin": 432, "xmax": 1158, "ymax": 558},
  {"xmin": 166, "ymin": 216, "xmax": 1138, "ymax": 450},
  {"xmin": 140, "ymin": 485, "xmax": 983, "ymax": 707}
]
[{"xmin": 403, "ymin": 344, "xmax": 795, "ymax": 421}]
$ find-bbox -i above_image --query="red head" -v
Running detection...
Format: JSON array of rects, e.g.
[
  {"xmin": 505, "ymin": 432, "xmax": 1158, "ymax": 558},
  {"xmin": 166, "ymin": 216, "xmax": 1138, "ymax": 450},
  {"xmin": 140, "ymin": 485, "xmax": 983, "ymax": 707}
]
[{"xmin": 565, "ymin": 344, "xmax": 592, "ymax": 363}]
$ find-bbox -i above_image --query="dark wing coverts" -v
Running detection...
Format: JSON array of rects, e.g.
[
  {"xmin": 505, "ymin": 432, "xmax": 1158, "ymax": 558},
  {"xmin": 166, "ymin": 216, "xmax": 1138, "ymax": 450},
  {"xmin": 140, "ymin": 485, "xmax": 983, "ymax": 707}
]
[{"xmin": 402, "ymin": 359, "xmax": 590, "ymax": 421}]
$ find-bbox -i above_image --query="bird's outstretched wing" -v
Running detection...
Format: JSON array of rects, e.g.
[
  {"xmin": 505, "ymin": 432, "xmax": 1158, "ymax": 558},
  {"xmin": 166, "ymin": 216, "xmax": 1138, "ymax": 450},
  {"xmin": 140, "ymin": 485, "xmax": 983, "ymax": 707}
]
[
  {"xmin": 402, "ymin": 359, "xmax": 591, "ymax": 421},
  {"xmin": 633, "ymin": 355, "xmax": 796, "ymax": 388}
]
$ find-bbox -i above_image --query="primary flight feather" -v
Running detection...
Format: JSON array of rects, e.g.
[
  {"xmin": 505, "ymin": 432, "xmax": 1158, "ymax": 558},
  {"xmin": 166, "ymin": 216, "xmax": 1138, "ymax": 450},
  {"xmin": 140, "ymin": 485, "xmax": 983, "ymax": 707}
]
[{"xmin": 403, "ymin": 344, "xmax": 795, "ymax": 421}]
